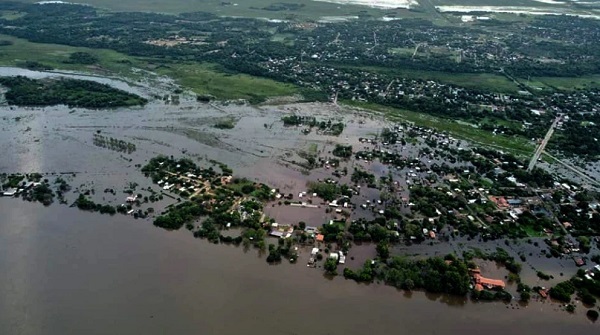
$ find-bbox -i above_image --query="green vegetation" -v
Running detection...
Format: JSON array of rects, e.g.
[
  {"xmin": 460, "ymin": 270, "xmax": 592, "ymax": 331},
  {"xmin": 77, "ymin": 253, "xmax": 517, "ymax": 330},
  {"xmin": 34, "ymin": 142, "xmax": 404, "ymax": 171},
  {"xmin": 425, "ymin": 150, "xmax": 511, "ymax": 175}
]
[
  {"xmin": 344, "ymin": 255, "xmax": 471, "ymax": 296},
  {"xmin": 9, "ymin": 0, "xmax": 391, "ymax": 19},
  {"xmin": 0, "ymin": 10, "xmax": 26, "ymax": 20},
  {"xmin": 307, "ymin": 181, "xmax": 351, "ymax": 201},
  {"xmin": 0, "ymin": 34, "xmax": 140, "ymax": 76},
  {"xmin": 523, "ymin": 76, "xmax": 600, "ymax": 92},
  {"xmin": 74, "ymin": 194, "xmax": 117, "ymax": 215},
  {"xmin": 345, "ymin": 66, "xmax": 520, "ymax": 94},
  {"xmin": 351, "ymin": 168, "xmax": 376, "ymax": 186},
  {"xmin": 0, "ymin": 34, "xmax": 296, "ymax": 102},
  {"xmin": 142, "ymin": 156, "xmax": 274, "ymax": 241},
  {"xmin": 213, "ymin": 117, "xmax": 237, "ymax": 130},
  {"xmin": 324, "ymin": 257, "xmax": 338, "ymax": 275},
  {"xmin": 332, "ymin": 144, "xmax": 353, "ymax": 158},
  {"xmin": 537, "ymin": 271, "xmax": 552, "ymax": 281},
  {"xmin": 156, "ymin": 63, "xmax": 297, "ymax": 103},
  {"xmin": 0, "ymin": 76, "xmax": 147, "ymax": 108},
  {"xmin": 93, "ymin": 133, "xmax": 136, "ymax": 153},
  {"xmin": 550, "ymin": 280, "xmax": 576, "ymax": 302},
  {"xmin": 66, "ymin": 51, "xmax": 99, "ymax": 65},
  {"xmin": 281, "ymin": 115, "xmax": 345, "ymax": 135},
  {"xmin": 1, "ymin": 173, "xmax": 24, "ymax": 188}
]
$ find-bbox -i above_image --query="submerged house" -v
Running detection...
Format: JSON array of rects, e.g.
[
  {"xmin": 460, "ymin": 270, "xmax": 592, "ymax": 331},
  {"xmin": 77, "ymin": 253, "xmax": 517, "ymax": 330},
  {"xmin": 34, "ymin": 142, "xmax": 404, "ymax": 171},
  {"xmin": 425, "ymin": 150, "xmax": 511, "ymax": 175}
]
[{"xmin": 470, "ymin": 268, "xmax": 506, "ymax": 291}]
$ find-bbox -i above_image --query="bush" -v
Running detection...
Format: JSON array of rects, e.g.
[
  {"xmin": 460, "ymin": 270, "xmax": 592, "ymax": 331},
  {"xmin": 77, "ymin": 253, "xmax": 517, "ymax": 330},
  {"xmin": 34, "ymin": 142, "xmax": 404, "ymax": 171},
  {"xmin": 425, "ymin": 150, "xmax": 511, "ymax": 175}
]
[
  {"xmin": 587, "ymin": 309, "xmax": 599, "ymax": 321},
  {"xmin": 537, "ymin": 271, "xmax": 551, "ymax": 280}
]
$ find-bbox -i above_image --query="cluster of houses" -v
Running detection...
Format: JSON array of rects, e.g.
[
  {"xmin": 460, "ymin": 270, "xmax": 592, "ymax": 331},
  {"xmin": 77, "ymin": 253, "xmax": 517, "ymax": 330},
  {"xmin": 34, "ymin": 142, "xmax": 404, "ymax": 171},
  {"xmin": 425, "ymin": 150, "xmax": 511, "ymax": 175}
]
[{"xmin": 1, "ymin": 180, "xmax": 42, "ymax": 197}]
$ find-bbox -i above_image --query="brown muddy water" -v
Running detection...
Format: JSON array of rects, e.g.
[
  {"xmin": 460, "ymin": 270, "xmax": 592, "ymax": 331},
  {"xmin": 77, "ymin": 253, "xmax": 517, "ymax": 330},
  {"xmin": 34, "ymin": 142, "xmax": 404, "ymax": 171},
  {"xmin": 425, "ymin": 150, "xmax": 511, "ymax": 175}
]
[
  {"xmin": 1, "ymin": 200, "xmax": 598, "ymax": 335},
  {"xmin": 0, "ymin": 67, "xmax": 599, "ymax": 333}
]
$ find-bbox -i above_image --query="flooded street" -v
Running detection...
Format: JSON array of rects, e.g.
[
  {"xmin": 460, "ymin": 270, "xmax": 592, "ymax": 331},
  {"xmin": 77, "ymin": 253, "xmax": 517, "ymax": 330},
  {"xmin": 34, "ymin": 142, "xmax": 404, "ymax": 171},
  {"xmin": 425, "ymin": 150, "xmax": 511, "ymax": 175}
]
[{"xmin": 0, "ymin": 200, "xmax": 598, "ymax": 335}]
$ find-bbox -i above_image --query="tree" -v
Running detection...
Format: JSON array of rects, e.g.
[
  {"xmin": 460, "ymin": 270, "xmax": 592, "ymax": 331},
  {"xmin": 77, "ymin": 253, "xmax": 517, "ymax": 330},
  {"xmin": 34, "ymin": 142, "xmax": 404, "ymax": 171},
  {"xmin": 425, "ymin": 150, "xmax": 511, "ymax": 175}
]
[
  {"xmin": 404, "ymin": 278, "xmax": 415, "ymax": 291},
  {"xmin": 404, "ymin": 223, "xmax": 420, "ymax": 237},
  {"xmin": 376, "ymin": 240, "xmax": 390, "ymax": 260},
  {"xmin": 324, "ymin": 258, "xmax": 338, "ymax": 275}
]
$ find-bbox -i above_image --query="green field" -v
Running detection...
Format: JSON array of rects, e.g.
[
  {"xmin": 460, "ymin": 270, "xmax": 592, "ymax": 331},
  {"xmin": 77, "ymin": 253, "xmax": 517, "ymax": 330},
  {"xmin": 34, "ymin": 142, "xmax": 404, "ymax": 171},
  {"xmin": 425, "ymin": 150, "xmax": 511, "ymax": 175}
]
[
  {"xmin": 345, "ymin": 100, "xmax": 535, "ymax": 156},
  {"xmin": 0, "ymin": 34, "xmax": 297, "ymax": 101},
  {"xmin": 0, "ymin": 10, "xmax": 26, "ymax": 20},
  {"xmin": 521, "ymin": 76, "xmax": 600, "ymax": 92},
  {"xmin": 0, "ymin": 34, "xmax": 141, "ymax": 76},
  {"xmin": 155, "ymin": 63, "xmax": 297, "ymax": 102},
  {"xmin": 405, "ymin": 71, "xmax": 518, "ymax": 94}
]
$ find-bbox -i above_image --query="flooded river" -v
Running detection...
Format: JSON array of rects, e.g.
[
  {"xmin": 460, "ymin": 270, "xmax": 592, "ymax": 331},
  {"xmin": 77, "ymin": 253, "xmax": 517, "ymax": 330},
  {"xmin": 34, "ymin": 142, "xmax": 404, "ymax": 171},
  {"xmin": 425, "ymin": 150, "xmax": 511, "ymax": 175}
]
[
  {"xmin": 0, "ymin": 67, "xmax": 599, "ymax": 333},
  {"xmin": 0, "ymin": 200, "xmax": 598, "ymax": 334}
]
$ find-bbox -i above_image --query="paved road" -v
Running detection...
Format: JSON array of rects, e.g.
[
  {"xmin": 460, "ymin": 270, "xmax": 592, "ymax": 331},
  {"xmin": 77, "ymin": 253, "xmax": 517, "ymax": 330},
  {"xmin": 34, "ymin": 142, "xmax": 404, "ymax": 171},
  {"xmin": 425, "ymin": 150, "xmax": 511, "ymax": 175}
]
[{"xmin": 527, "ymin": 115, "xmax": 561, "ymax": 172}]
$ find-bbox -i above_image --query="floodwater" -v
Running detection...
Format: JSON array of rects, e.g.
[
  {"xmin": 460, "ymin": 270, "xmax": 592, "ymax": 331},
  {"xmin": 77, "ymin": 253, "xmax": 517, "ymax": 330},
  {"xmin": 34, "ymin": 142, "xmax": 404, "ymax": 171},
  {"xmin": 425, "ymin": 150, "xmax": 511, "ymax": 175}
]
[
  {"xmin": 1, "ymin": 67, "xmax": 599, "ymax": 333},
  {"xmin": 1, "ymin": 200, "xmax": 599, "ymax": 335}
]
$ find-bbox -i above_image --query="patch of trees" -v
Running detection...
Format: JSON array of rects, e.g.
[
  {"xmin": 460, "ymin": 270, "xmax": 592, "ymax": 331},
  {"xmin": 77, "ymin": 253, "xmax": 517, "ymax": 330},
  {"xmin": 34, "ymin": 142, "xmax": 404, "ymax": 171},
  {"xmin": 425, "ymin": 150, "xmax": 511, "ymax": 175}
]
[
  {"xmin": 261, "ymin": 3, "xmax": 305, "ymax": 11},
  {"xmin": 348, "ymin": 217, "xmax": 397, "ymax": 243},
  {"xmin": 213, "ymin": 119, "xmax": 236, "ymax": 129},
  {"xmin": 351, "ymin": 168, "xmax": 376, "ymax": 185},
  {"xmin": 307, "ymin": 181, "xmax": 351, "ymax": 201},
  {"xmin": 266, "ymin": 239, "xmax": 296, "ymax": 264},
  {"xmin": 74, "ymin": 194, "xmax": 117, "ymax": 215},
  {"xmin": 1, "ymin": 173, "xmax": 24, "ymax": 188},
  {"xmin": 281, "ymin": 114, "xmax": 317, "ymax": 127},
  {"xmin": 20, "ymin": 183, "xmax": 54, "ymax": 206},
  {"xmin": 463, "ymin": 247, "xmax": 522, "ymax": 275},
  {"xmin": 550, "ymin": 280, "xmax": 576, "ymax": 302},
  {"xmin": 332, "ymin": 144, "xmax": 352, "ymax": 158},
  {"xmin": 17, "ymin": 60, "xmax": 53, "ymax": 71},
  {"xmin": 344, "ymin": 255, "xmax": 471, "ymax": 296},
  {"xmin": 65, "ymin": 52, "xmax": 98, "ymax": 65},
  {"xmin": 93, "ymin": 134, "xmax": 136, "ymax": 153},
  {"xmin": 0, "ymin": 76, "xmax": 147, "ymax": 108},
  {"xmin": 154, "ymin": 201, "xmax": 207, "ymax": 230}
]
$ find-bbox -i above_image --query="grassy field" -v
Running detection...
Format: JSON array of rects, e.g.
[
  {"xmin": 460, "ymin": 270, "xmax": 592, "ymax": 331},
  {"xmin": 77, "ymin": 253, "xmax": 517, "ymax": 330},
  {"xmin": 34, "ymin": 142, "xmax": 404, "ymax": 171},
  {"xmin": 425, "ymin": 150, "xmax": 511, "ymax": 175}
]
[
  {"xmin": 155, "ymin": 63, "xmax": 297, "ymax": 101},
  {"xmin": 0, "ymin": 34, "xmax": 298, "ymax": 101},
  {"xmin": 345, "ymin": 100, "xmax": 535, "ymax": 156},
  {"xmin": 521, "ymin": 76, "xmax": 600, "ymax": 92},
  {"xmin": 413, "ymin": 71, "xmax": 518, "ymax": 94},
  {"xmin": 0, "ymin": 34, "xmax": 141, "ymax": 76},
  {"xmin": 0, "ymin": 10, "xmax": 26, "ymax": 20}
]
